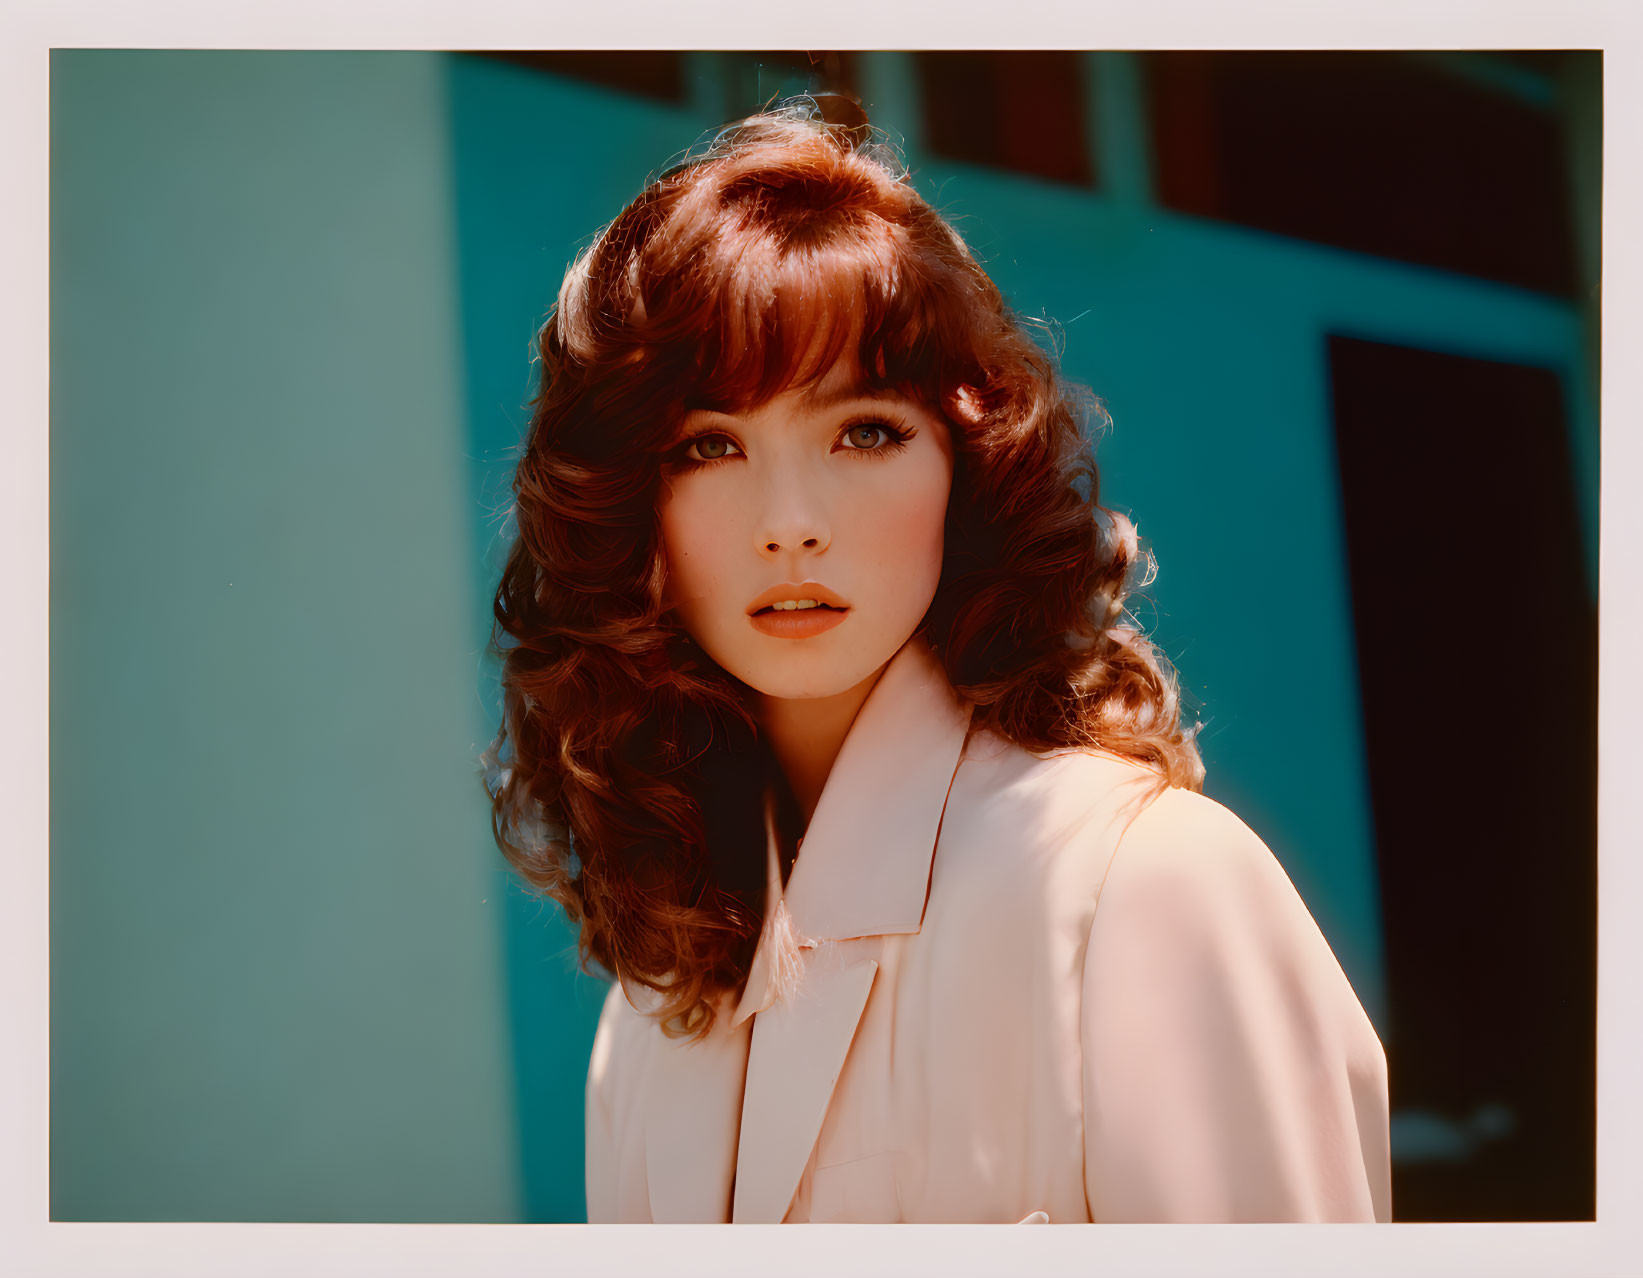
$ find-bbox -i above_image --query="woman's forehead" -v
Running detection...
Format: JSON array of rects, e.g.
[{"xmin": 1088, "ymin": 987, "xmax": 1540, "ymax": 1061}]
[
  {"xmin": 675, "ymin": 267, "xmax": 952, "ymax": 421},
  {"xmin": 804, "ymin": 352, "xmax": 871, "ymax": 401},
  {"xmin": 682, "ymin": 258, "xmax": 876, "ymax": 391},
  {"xmin": 680, "ymin": 357, "xmax": 878, "ymax": 425},
  {"xmin": 684, "ymin": 338, "xmax": 867, "ymax": 412}
]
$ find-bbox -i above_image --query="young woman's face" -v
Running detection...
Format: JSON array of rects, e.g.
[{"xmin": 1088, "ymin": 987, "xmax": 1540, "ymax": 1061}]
[{"xmin": 658, "ymin": 356, "xmax": 956, "ymax": 701}]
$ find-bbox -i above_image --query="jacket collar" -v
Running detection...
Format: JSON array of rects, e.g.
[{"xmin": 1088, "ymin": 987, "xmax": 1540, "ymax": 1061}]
[{"xmin": 729, "ymin": 635, "xmax": 974, "ymax": 1028}]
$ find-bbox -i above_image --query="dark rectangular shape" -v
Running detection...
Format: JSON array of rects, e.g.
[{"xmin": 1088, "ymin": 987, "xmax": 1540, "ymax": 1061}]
[
  {"xmin": 916, "ymin": 52, "xmax": 1095, "ymax": 188},
  {"xmin": 467, "ymin": 51, "xmax": 688, "ymax": 103},
  {"xmin": 720, "ymin": 51, "xmax": 861, "ymax": 117},
  {"xmin": 1147, "ymin": 52, "xmax": 1585, "ymax": 296},
  {"xmin": 1328, "ymin": 333, "xmax": 1595, "ymax": 1220}
]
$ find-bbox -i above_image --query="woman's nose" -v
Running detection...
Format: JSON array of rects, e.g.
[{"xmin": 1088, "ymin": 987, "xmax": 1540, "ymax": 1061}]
[{"xmin": 755, "ymin": 470, "xmax": 832, "ymax": 557}]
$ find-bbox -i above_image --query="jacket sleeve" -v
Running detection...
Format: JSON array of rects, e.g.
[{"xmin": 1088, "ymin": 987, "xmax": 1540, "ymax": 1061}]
[
  {"xmin": 584, "ymin": 981, "xmax": 653, "ymax": 1223},
  {"xmin": 1079, "ymin": 787, "xmax": 1391, "ymax": 1222}
]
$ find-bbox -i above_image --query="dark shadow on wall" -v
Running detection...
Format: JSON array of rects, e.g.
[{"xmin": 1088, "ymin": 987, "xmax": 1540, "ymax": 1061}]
[
  {"xmin": 1328, "ymin": 335, "xmax": 1597, "ymax": 1221},
  {"xmin": 1144, "ymin": 51, "xmax": 1587, "ymax": 298}
]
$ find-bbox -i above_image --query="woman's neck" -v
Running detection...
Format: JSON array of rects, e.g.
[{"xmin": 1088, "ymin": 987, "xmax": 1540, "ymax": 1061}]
[{"xmin": 754, "ymin": 661, "xmax": 890, "ymax": 828}]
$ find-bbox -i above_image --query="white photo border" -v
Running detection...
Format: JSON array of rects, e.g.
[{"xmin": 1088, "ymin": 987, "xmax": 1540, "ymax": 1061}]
[{"xmin": 4, "ymin": 2, "xmax": 1638, "ymax": 1274}]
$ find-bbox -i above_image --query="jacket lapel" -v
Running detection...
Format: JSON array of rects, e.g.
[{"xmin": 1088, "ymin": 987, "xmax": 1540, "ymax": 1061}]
[
  {"xmin": 725, "ymin": 636, "xmax": 974, "ymax": 1222},
  {"xmin": 781, "ymin": 635, "xmax": 976, "ymax": 943},
  {"xmin": 731, "ymin": 950, "xmax": 880, "ymax": 1221},
  {"xmin": 639, "ymin": 1007, "xmax": 752, "ymax": 1222}
]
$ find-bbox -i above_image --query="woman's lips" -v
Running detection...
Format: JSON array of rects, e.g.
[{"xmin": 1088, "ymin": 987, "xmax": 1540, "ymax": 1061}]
[{"xmin": 748, "ymin": 604, "xmax": 849, "ymax": 639}]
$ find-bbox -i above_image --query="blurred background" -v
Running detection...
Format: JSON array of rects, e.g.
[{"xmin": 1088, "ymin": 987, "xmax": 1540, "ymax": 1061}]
[{"xmin": 50, "ymin": 49, "xmax": 1599, "ymax": 1223}]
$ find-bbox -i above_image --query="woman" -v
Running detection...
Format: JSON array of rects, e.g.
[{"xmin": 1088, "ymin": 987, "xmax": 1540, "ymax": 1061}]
[{"xmin": 485, "ymin": 98, "xmax": 1391, "ymax": 1224}]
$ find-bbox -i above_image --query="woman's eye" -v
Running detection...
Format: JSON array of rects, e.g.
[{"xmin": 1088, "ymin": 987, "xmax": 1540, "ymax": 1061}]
[
  {"xmin": 841, "ymin": 423, "xmax": 893, "ymax": 450},
  {"xmin": 683, "ymin": 434, "xmax": 742, "ymax": 462}
]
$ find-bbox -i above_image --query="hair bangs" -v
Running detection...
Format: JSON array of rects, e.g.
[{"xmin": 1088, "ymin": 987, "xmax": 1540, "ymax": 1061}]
[{"xmin": 674, "ymin": 215, "xmax": 964, "ymax": 417}]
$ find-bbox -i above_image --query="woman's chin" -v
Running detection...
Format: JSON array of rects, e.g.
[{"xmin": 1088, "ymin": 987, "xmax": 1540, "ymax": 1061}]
[
  {"xmin": 724, "ymin": 649, "xmax": 890, "ymax": 704},
  {"xmin": 738, "ymin": 669, "xmax": 869, "ymax": 703}
]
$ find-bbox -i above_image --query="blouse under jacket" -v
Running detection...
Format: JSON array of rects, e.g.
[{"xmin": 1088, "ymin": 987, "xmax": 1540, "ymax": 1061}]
[{"xmin": 584, "ymin": 636, "xmax": 1391, "ymax": 1223}]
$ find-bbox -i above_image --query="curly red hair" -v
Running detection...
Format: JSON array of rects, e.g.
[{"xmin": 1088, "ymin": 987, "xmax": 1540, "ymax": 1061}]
[{"xmin": 485, "ymin": 100, "xmax": 1203, "ymax": 1039}]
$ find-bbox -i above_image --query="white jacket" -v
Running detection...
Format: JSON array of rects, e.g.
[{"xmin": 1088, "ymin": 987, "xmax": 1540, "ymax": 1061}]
[{"xmin": 585, "ymin": 636, "xmax": 1391, "ymax": 1222}]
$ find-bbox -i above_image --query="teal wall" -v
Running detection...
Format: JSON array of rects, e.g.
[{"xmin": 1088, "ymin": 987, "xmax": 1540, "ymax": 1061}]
[
  {"xmin": 51, "ymin": 50, "xmax": 1598, "ymax": 1223},
  {"xmin": 445, "ymin": 57, "xmax": 712, "ymax": 1224},
  {"xmin": 50, "ymin": 51, "xmax": 519, "ymax": 1221}
]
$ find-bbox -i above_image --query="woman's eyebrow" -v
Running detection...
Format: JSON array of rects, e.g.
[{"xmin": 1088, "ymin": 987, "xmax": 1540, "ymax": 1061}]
[
  {"xmin": 804, "ymin": 383, "xmax": 906, "ymax": 412},
  {"xmin": 677, "ymin": 386, "xmax": 907, "ymax": 431},
  {"xmin": 685, "ymin": 379, "xmax": 881, "ymax": 413}
]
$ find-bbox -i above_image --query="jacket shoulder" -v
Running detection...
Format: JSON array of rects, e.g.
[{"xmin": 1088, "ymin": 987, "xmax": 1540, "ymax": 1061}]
[
  {"xmin": 1084, "ymin": 782, "xmax": 1379, "ymax": 1059},
  {"xmin": 931, "ymin": 730, "xmax": 1169, "ymax": 921},
  {"xmin": 1091, "ymin": 783, "xmax": 1304, "ymax": 934},
  {"xmin": 587, "ymin": 979, "xmax": 642, "ymax": 1117},
  {"xmin": 1078, "ymin": 784, "xmax": 1391, "ymax": 1221}
]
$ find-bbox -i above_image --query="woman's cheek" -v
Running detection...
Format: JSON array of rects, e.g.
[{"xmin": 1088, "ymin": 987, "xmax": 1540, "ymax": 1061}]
[
  {"xmin": 875, "ymin": 468, "xmax": 951, "ymax": 594},
  {"xmin": 658, "ymin": 494, "xmax": 716, "ymax": 624}
]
